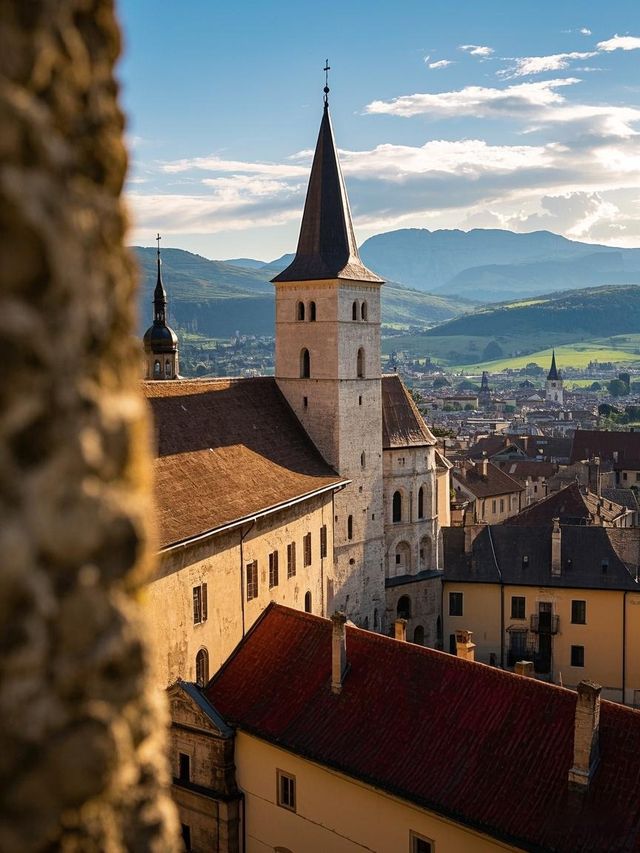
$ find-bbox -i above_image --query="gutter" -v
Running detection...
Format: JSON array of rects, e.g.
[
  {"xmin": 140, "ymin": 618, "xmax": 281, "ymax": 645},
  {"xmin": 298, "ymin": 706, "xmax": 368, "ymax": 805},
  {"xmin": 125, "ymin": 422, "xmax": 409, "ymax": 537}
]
[
  {"xmin": 487, "ymin": 525, "xmax": 505, "ymax": 668},
  {"xmin": 623, "ymin": 590, "xmax": 628, "ymax": 705},
  {"xmin": 160, "ymin": 479, "xmax": 350, "ymax": 554}
]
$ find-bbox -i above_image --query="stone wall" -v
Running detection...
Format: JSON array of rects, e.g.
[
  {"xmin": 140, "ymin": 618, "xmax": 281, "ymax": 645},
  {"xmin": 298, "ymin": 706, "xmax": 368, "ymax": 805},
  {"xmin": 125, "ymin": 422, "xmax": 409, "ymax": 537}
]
[{"xmin": 0, "ymin": 2, "xmax": 178, "ymax": 848}]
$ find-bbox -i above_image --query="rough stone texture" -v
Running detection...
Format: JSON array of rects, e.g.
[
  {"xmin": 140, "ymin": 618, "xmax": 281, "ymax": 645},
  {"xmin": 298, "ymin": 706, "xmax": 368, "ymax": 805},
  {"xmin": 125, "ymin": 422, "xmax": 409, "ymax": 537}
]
[{"xmin": 0, "ymin": 2, "xmax": 180, "ymax": 850}]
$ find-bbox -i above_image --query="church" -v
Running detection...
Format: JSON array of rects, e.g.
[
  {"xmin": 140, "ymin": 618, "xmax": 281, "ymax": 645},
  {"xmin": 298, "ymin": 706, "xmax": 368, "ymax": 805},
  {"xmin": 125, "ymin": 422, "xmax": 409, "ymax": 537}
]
[{"xmin": 142, "ymin": 87, "xmax": 448, "ymax": 686}]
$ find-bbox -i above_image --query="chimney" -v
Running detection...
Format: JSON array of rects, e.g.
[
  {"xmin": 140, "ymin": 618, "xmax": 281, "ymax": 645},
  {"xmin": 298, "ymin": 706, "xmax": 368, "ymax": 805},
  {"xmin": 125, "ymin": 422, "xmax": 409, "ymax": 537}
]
[
  {"xmin": 551, "ymin": 518, "xmax": 561, "ymax": 576},
  {"xmin": 455, "ymin": 629, "xmax": 476, "ymax": 661},
  {"xmin": 568, "ymin": 681, "xmax": 601, "ymax": 791},
  {"xmin": 588, "ymin": 456, "xmax": 601, "ymax": 498},
  {"xmin": 394, "ymin": 618, "xmax": 407, "ymax": 642},
  {"xmin": 514, "ymin": 660, "xmax": 534, "ymax": 678},
  {"xmin": 464, "ymin": 524, "xmax": 483, "ymax": 556},
  {"xmin": 331, "ymin": 611, "xmax": 347, "ymax": 694},
  {"xmin": 479, "ymin": 456, "xmax": 489, "ymax": 478}
]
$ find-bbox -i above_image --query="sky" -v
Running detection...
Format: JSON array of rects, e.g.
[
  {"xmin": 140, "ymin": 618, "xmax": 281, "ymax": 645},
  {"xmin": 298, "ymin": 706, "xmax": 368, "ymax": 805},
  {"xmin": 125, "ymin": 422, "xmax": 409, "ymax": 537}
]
[{"xmin": 118, "ymin": 0, "xmax": 640, "ymax": 262}]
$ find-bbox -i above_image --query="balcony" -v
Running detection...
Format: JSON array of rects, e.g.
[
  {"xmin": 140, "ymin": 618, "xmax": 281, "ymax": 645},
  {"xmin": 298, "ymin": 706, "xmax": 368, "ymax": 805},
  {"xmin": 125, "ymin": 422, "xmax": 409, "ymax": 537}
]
[{"xmin": 530, "ymin": 613, "xmax": 559, "ymax": 634}]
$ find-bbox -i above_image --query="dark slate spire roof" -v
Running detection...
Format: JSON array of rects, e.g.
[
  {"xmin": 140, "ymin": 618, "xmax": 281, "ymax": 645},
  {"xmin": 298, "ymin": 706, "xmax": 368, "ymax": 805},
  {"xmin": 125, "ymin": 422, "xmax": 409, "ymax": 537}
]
[
  {"xmin": 547, "ymin": 350, "xmax": 559, "ymax": 381},
  {"xmin": 272, "ymin": 103, "xmax": 382, "ymax": 284},
  {"xmin": 153, "ymin": 240, "xmax": 168, "ymax": 324},
  {"xmin": 143, "ymin": 235, "xmax": 178, "ymax": 354}
]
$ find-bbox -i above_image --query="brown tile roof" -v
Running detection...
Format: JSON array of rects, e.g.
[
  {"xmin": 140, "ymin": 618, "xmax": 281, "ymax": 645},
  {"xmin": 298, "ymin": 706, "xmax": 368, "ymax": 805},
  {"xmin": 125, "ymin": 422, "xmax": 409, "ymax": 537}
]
[
  {"xmin": 571, "ymin": 429, "xmax": 640, "ymax": 469},
  {"xmin": 508, "ymin": 482, "xmax": 628, "ymax": 527},
  {"xmin": 453, "ymin": 460, "xmax": 524, "ymax": 499},
  {"xmin": 144, "ymin": 377, "xmax": 346, "ymax": 548},
  {"xmin": 208, "ymin": 604, "xmax": 640, "ymax": 852},
  {"xmin": 497, "ymin": 460, "xmax": 557, "ymax": 481},
  {"xmin": 382, "ymin": 375, "xmax": 435, "ymax": 449}
]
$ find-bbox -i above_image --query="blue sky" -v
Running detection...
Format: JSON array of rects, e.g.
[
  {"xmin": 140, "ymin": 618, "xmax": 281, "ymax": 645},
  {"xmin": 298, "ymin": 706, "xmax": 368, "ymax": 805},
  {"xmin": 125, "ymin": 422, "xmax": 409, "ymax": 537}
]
[{"xmin": 119, "ymin": 0, "xmax": 640, "ymax": 261}]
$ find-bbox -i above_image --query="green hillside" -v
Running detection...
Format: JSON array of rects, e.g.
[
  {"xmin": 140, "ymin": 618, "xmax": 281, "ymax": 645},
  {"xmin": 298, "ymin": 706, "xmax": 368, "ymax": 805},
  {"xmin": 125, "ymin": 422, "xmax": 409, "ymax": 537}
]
[
  {"xmin": 134, "ymin": 246, "xmax": 470, "ymax": 337},
  {"xmin": 381, "ymin": 285, "xmax": 640, "ymax": 368}
]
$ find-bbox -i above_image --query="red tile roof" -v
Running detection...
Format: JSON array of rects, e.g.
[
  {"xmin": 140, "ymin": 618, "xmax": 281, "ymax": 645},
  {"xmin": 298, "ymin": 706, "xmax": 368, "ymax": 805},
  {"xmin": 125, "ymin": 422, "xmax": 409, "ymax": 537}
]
[
  {"xmin": 144, "ymin": 378, "xmax": 346, "ymax": 548},
  {"xmin": 571, "ymin": 429, "xmax": 640, "ymax": 470},
  {"xmin": 382, "ymin": 374, "xmax": 436, "ymax": 449},
  {"xmin": 209, "ymin": 604, "xmax": 640, "ymax": 853},
  {"xmin": 508, "ymin": 481, "xmax": 628, "ymax": 527},
  {"xmin": 453, "ymin": 459, "xmax": 524, "ymax": 499}
]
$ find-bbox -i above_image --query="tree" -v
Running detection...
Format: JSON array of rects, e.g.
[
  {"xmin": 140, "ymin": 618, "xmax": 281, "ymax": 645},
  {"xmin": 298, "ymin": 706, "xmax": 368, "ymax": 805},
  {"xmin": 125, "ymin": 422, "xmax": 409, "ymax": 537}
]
[
  {"xmin": 433, "ymin": 376, "xmax": 451, "ymax": 389},
  {"xmin": 609, "ymin": 379, "xmax": 629, "ymax": 397},
  {"xmin": 482, "ymin": 341, "xmax": 504, "ymax": 361},
  {"xmin": 589, "ymin": 382, "xmax": 602, "ymax": 391}
]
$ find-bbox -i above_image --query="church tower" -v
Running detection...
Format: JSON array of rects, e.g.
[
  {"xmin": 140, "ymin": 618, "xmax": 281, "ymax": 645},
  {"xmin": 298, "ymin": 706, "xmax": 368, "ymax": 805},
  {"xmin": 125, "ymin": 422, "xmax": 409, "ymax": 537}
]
[
  {"xmin": 545, "ymin": 350, "xmax": 563, "ymax": 405},
  {"xmin": 272, "ymin": 80, "xmax": 385, "ymax": 627},
  {"xmin": 143, "ymin": 235, "xmax": 179, "ymax": 380}
]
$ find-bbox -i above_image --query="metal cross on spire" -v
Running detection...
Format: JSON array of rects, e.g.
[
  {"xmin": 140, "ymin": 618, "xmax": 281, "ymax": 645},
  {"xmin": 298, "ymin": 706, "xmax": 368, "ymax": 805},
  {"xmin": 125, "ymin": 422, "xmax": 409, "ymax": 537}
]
[
  {"xmin": 156, "ymin": 232, "xmax": 161, "ymax": 259},
  {"xmin": 323, "ymin": 59, "xmax": 330, "ymax": 105}
]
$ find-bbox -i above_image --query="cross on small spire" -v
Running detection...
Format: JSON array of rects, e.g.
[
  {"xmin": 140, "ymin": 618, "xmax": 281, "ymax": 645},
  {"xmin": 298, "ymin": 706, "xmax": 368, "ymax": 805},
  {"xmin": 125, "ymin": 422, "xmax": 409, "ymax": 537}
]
[
  {"xmin": 156, "ymin": 232, "xmax": 161, "ymax": 257},
  {"xmin": 323, "ymin": 59, "xmax": 330, "ymax": 105}
]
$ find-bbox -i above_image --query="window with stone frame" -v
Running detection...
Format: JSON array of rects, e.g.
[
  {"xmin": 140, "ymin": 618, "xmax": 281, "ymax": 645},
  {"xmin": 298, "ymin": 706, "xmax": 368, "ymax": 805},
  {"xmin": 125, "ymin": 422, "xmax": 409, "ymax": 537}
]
[
  {"xmin": 303, "ymin": 532, "xmax": 312, "ymax": 567},
  {"xmin": 511, "ymin": 596, "xmax": 526, "ymax": 620},
  {"xmin": 449, "ymin": 591, "xmax": 463, "ymax": 617},
  {"xmin": 246, "ymin": 561, "xmax": 258, "ymax": 601},
  {"xmin": 571, "ymin": 645, "xmax": 585, "ymax": 667},
  {"xmin": 277, "ymin": 770, "xmax": 296, "ymax": 811},
  {"xmin": 320, "ymin": 525, "xmax": 327, "ymax": 558},
  {"xmin": 571, "ymin": 600, "xmax": 586, "ymax": 624},
  {"xmin": 269, "ymin": 551, "xmax": 279, "ymax": 588},
  {"xmin": 410, "ymin": 830, "xmax": 434, "ymax": 852},
  {"xmin": 192, "ymin": 584, "xmax": 207, "ymax": 624},
  {"xmin": 287, "ymin": 542, "xmax": 296, "ymax": 578}
]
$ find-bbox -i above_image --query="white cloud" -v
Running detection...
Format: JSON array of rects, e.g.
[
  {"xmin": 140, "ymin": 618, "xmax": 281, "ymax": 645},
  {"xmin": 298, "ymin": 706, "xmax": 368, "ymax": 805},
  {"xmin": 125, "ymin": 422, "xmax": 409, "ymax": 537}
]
[
  {"xmin": 365, "ymin": 78, "xmax": 579, "ymax": 118},
  {"xmin": 160, "ymin": 155, "xmax": 308, "ymax": 178},
  {"xmin": 499, "ymin": 51, "xmax": 596, "ymax": 79},
  {"xmin": 428, "ymin": 59, "xmax": 453, "ymax": 70},
  {"xmin": 459, "ymin": 44, "xmax": 494, "ymax": 57},
  {"xmin": 597, "ymin": 34, "xmax": 640, "ymax": 52},
  {"xmin": 580, "ymin": 27, "xmax": 592, "ymax": 36}
]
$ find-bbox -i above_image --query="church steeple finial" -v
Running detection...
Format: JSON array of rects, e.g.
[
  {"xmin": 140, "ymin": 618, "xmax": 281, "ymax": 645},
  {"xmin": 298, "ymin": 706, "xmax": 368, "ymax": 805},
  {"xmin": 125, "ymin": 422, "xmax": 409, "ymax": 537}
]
[
  {"xmin": 323, "ymin": 59, "xmax": 330, "ymax": 108},
  {"xmin": 154, "ymin": 232, "xmax": 167, "ymax": 324}
]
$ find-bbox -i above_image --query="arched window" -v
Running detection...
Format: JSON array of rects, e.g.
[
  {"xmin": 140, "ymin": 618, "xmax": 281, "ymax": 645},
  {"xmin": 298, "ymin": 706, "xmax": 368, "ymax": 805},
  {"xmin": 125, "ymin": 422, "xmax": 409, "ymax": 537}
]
[
  {"xmin": 352, "ymin": 301, "xmax": 358, "ymax": 321},
  {"xmin": 309, "ymin": 301, "xmax": 316, "ymax": 321},
  {"xmin": 392, "ymin": 491, "xmax": 402, "ymax": 523},
  {"xmin": 397, "ymin": 595, "xmax": 411, "ymax": 619},
  {"xmin": 418, "ymin": 486, "xmax": 425, "ymax": 519},
  {"xmin": 304, "ymin": 591, "xmax": 312, "ymax": 613},
  {"xmin": 347, "ymin": 514, "xmax": 353, "ymax": 540},
  {"xmin": 361, "ymin": 451, "xmax": 366, "ymax": 468},
  {"xmin": 394, "ymin": 541, "xmax": 411, "ymax": 575},
  {"xmin": 153, "ymin": 360, "xmax": 161, "ymax": 377},
  {"xmin": 361, "ymin": 301, "xmax": 368, "ymax": 321},
  {"xmin": 297, "ymin": 301, "xmax": 305, "ymax": 321},
  {"xmin": 420, "ymin": 535, "xmax": 432, "ymax": 571},
  {"xmin": 413, "ymin": 625, "xmax": 425, "ymax": 645},
  {"xmin": 357, "ymin": 348, "xmax": 365, "ymax": 378},
  {"xmin": 165, "ymin": 359, "xmax": 171, "ymax": 376},
  {"xmin": 300, "ymin": 348, "xmax": 310, "ymax": 378},
  {"xmin": 195, "ymin": 648, "xmax": 209, "ymax": 687}
]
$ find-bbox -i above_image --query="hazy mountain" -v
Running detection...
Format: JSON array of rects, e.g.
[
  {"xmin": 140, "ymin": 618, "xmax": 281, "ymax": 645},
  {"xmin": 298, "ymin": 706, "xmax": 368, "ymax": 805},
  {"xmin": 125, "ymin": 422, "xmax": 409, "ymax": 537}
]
[
  {"xmin": 133, "ymin": 246, "xmax": 470, "ymax": 338},
  {"xmin": 358, "ymin": 228, "xmax": 640, "ymax": 300},
  {"xmin": 223, "ymin": 257, "xmax": 268, "ymax": 269}
]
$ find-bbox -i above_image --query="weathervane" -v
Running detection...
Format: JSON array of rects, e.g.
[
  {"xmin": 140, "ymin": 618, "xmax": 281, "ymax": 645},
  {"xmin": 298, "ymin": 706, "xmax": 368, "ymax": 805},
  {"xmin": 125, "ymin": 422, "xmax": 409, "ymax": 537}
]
[
  {"xmin": 156, "ymin": 232, "xmax": 161, "ymax": 263},
  {"xmin": 323, "ymin": 59, "xmax": 330, "ymax": 105}
]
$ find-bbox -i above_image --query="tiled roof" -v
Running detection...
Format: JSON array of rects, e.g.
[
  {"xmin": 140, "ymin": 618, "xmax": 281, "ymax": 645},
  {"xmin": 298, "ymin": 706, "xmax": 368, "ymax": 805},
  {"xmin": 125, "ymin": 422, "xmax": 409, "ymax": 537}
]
[
  {"xmin": 453, "ymin": 460, "xmax": 524, "ymax": 498},
  {"xmin": 382, "ymin": 375, "xmax": 436, "ymax": 449},
  {"xmin": 497, "ymin": 460, "xmax": 557, "ymax": 480},
  {"xmin": 144, "ymin": 377, "xmax": 346, "ymax": 548},
  {"xmin": 508, "ymin": 482, "xmax": 628, "ymax": 527},
  {"xmin": 571, "ymin": 429, "xmax": 640, "ymax": 469},
  {"xmin": 602, "ymin": 487, "xmax": 639, "ymax": 512},
  {"xmin": 208, "ymin": 604, "xmax": 640, "ymax": 852},
  {"xmin": 444, "ymin": 524, "xmax": 640, "ymax": 591}
]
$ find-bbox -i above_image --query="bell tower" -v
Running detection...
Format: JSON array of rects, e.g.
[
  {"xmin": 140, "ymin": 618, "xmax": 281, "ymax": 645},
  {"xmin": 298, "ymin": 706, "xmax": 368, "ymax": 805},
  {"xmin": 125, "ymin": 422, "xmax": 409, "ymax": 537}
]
[
  {"xmin": 545, "ymin": 350, "xmax": 563, "ymax": 405},
  {"xmin": 273, "ymin": 77, "xmax": 385, "ymax": 627},
  {"xmin": 143, "ymin": 234, "xmax": 179, "ymax": 380}
]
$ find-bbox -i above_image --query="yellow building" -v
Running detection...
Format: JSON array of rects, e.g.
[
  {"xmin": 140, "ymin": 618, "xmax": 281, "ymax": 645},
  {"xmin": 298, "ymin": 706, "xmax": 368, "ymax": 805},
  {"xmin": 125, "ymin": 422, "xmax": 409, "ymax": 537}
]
[
  {"xmin": 443, "ymin": 522, "xmax": 640, "ymax": 702},
  {"xmin": 168, "ymin": 604, "xmax": 640, "ymax": 852}
]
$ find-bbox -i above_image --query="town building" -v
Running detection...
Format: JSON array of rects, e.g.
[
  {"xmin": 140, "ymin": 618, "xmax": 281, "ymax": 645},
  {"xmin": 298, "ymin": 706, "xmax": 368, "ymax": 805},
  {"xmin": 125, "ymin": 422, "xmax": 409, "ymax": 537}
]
[
  {"xmin": 168, "ymin": 604, "xmax": 640, "ymax": 853},
  {"xmin": 507, "ymin": 481, "xmax": 636, "ymax": 528},
  {"xmin": 571, "ymin": 428, "xmax": 640, "ymax": 487},
  {"xmin": 451, "ymin": 458, "xmax": 524, "ymax": 524},
  {"xmin": 141, "ymin": 91, "xmax": 447, "ymax": 684},
  {"xmin": 443, "ymin": 523, "xmax": 640, "ymax": 701}
]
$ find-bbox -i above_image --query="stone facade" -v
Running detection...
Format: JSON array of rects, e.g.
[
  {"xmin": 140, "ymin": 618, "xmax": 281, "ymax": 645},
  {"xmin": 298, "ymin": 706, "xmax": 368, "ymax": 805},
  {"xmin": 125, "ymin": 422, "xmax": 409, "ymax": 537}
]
[
  {"xmin": 145, "ymin": 491, "xmax": 334, "ymax": 685},
  {"xmin": 275, "ymin": 280, "xmax": 385, "ymax": 628}
]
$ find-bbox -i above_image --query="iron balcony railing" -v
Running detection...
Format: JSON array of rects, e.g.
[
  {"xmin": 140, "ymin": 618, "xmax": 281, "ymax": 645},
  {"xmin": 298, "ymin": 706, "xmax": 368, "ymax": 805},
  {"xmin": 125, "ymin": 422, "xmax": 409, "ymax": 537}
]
[{"xmin": 530, "ymin": 614, "xmax": 559, "ymax": 634}]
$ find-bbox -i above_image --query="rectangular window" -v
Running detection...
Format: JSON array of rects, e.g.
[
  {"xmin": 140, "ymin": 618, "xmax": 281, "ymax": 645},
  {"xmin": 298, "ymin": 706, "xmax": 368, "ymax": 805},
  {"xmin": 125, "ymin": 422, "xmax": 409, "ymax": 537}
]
[
  {"xmin": 269, "ymin": 551, "xmax": 279, "ymax": 588},
  {"xmin": 246, "ymin": 561, "xmax": 258, "ymax": 601},
  {"xmin": 571, "ymin": 645, "xmax": 585, "ymax": 667},
  {"xmin": 320, "ymin": 524, "xmax": 328, "ymax": 558},
  {"xmin": 304, "ymin": 532, "xmax": 312, "ymax": 567},
  {"xmin": 192, "ymin": 584, "xmax": 207, "ymax": 624},
  {"xmin": 179, "ymin": 753, "xmax": 190, "ymax": 782},
  {"xmin": 410, "ymin": 831, "xmax": 434, "ymax": 853},
  {"xmin": 287, "ymin": 542, "xmax": 296, "ymax": 578},
  {"xmin": 449, "ymin": 591, "xmax": 463, "ymax": 617},
  {"xmin": 571, "ymin": 600, "xmax": 586, "ymax": 625},
  {"xmin": 500, "ymin": 498, "xmax": 504, "ymax": 513},
  {"xmin": 511, "ymin": 596, "xmax": 526, "ymax": 620},
  {"xmin": 492, "ymin": 499, "xmax": 497, "ymax": 514},
  {"xmin": 277, "ymin": 770, "xmax": 296, "ymax": 811}
]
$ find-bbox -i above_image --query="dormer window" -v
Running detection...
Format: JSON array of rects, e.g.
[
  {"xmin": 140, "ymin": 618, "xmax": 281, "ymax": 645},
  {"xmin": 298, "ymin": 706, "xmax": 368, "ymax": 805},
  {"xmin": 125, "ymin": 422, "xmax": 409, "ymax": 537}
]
[
  {"xmin": 601, "ymin": 560, "xmax": 609, "ymax": 573},
  {"xmin": 522, "ymin": 555, "xmax": 529, "ymax": 568}
]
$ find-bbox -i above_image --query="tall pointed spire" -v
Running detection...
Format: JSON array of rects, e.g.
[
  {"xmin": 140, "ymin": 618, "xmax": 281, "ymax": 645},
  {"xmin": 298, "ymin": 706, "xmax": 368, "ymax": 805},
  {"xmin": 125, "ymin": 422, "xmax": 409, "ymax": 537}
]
[
  {"xmin": 272, "ymin": 76, "xmax": 382, "ymax": 284},
  {"xmin": 547, "ymin": 350, "xmax": 559, "ymax": 381},
  {"xmin": 154, "ymin": 232, "xmax": 167, "ymax": 324}
]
